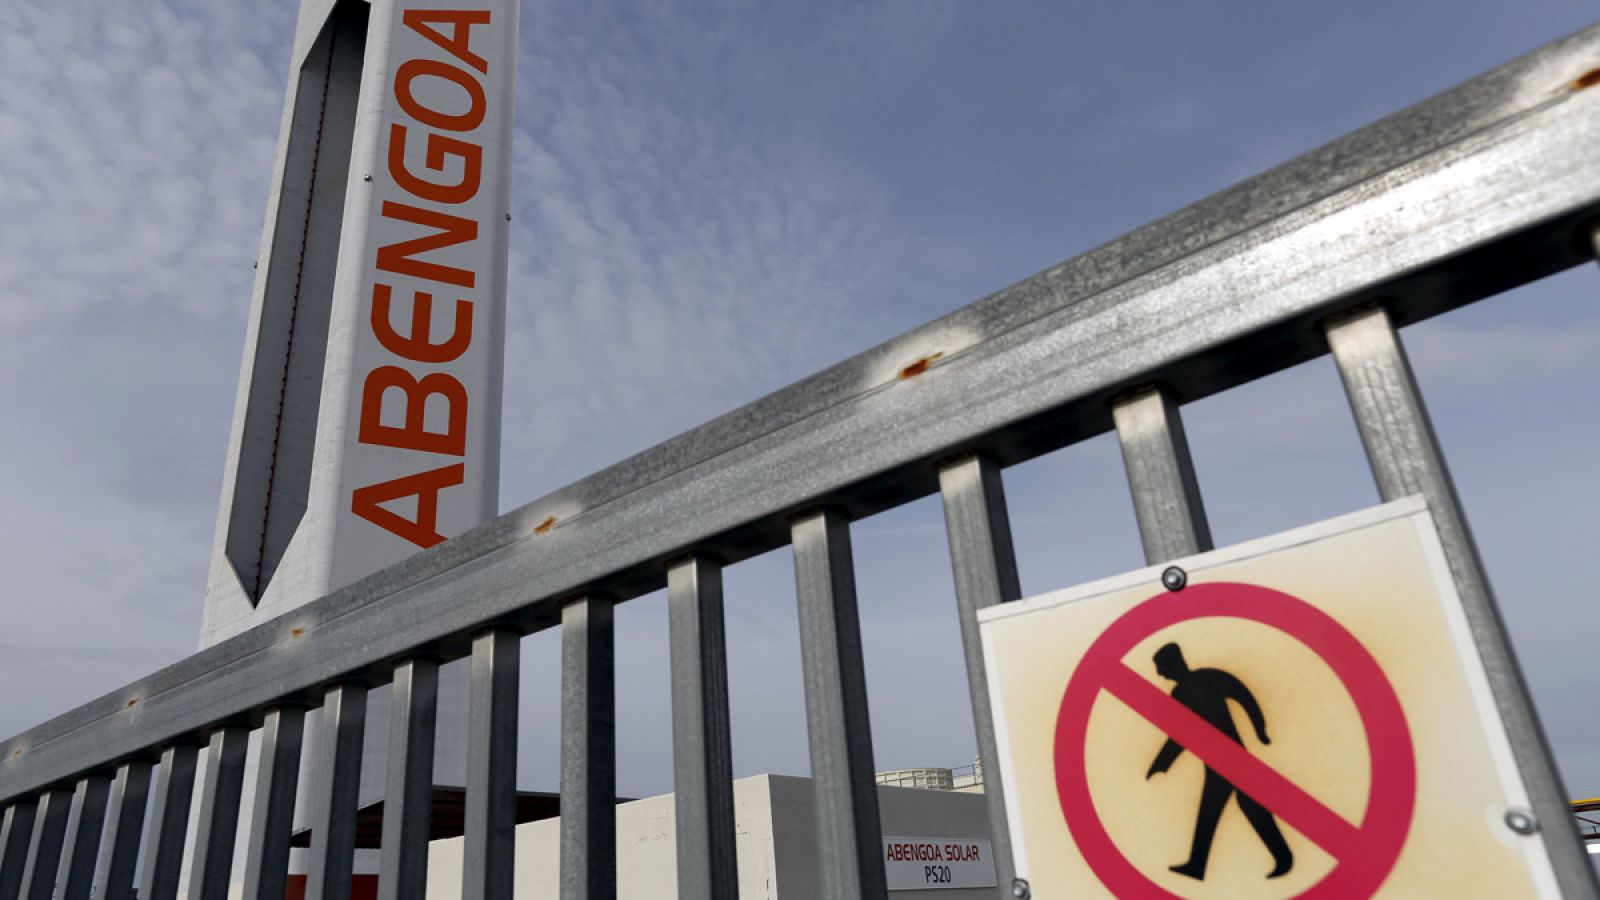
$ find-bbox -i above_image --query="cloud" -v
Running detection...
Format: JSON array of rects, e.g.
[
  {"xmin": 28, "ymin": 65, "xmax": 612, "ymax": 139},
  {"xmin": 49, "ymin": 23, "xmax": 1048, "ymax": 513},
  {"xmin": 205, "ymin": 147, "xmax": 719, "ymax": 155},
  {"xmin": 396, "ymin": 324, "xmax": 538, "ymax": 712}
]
[
  {"xmin": 6, "ymin": 0, "xmax": 1600, "ymax": 812},
  {"xmin": 0, "ymin": 0, "xmax": 300, "ymax": 737},
  {"xmin": 496, "ymin": 5, "xmax": 933, "ymax": 497},
  {"xmin": 0, "ymin": 0, "xmax": 291, "ymax": 331}
]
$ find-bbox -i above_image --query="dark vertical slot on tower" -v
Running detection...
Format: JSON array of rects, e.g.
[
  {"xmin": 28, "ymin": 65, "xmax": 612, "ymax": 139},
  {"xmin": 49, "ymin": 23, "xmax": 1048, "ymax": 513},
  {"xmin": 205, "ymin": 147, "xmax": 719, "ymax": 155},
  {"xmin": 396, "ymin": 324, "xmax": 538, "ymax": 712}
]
[{"xmin": 226, "ymin": 0, "xmax": 370, "ymax": 604}]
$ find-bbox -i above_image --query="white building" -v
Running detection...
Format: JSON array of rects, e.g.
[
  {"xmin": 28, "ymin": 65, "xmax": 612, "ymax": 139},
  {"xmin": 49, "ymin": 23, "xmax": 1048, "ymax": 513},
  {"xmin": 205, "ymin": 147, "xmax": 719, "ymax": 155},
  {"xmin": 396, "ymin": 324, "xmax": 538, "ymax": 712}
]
[{"xmin": 425, "ymin": 774, "xmax": 999, "ymax": 899}]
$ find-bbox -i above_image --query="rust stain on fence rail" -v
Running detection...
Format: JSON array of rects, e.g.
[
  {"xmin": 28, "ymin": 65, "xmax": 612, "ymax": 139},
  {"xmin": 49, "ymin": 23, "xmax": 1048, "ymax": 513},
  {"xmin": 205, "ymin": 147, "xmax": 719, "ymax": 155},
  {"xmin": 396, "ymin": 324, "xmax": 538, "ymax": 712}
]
[
  {"xmin": 1574, "ymin": 68, "xmax": 1600, "ymax": 90},
  {"xmin": 899, "ymin": 352, "xmax": 944, "ymax": 380},
  {"xmin": 534, "ymin": 516, "xmax": 557, "ymax": 535}
]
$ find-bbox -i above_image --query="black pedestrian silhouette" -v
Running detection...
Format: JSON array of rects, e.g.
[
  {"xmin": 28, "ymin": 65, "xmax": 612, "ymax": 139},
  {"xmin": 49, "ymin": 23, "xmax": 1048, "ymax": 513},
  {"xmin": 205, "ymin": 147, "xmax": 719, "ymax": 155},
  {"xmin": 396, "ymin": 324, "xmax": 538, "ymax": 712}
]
[{"xmin": 1145, "ymin": 642, "xmax": 1294, "ymax": 881}]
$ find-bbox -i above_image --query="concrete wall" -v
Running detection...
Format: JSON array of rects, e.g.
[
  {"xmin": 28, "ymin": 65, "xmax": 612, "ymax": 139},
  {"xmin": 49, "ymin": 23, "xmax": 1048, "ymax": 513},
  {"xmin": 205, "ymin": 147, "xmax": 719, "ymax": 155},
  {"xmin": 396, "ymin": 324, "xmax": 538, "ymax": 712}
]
[
  {"xmin": 767, "ymin": 775, "xmax": 997, "ymax": 900},
  {"xmin": 425, "ymin": 774, "xmax": 998, "ymax": 899},
  {"xmin": 425, "ymin": 775, "xmax": 781, "ymax": 899}
]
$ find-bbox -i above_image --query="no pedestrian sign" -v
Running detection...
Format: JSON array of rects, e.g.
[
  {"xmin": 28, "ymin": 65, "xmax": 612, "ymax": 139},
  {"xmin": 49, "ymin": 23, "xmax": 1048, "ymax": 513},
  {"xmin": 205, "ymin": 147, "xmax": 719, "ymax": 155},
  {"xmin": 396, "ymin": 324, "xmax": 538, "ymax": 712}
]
[{"xmin": 979, "ymin": 498, "xmax": 1563, "ymax": 898}]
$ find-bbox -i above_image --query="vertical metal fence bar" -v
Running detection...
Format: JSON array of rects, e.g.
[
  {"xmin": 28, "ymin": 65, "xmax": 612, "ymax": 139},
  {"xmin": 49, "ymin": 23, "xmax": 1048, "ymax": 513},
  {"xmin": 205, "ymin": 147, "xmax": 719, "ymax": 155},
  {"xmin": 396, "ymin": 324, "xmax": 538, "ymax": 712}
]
[
  {"xmin": 305, "ymin": 684, "xmax": 368, "ymax": 900},
  {"xmin": 466, "ymin": 628, "xmax": 521, "ymax": 900},
  {"xmin": 243, "ymin": 706, "xmax": 305, "ymax": 900},
  {"xmin": 139, "ymin": 744, "xmax": 199, "ymax": 900},
  {"xmin": 936, "ymin": 452, "xmax": 1021, "ymax": 891},
  {"xmin": 190, "ymin": 725, "xmax": 250, "ymax": 900},
  {"xmin": 95, "ymin": 761, "xmax": 152, "ymax": 900},
  {"xmin": 560, "ymin": 600, "xmax": 614, "ymax": 900},
  {"xmin": 1326, "ymin": 305, "xmax": 1600, "ymax": 896},
  {"xmin": 56, "ymin": 775, "xmax": 110, "ymax": 900},
  {"xmin": 667, "ymin": 557, "xmax": 737, "ymax": 900},
  {"xmin": 790, "ymin": 508, "xmax": 885, "ymax": 900},
  {"xmin": 379, "ymin": 657, "xmax": 439, "ymax": 900},
  {"xmin": 1113, "ymin": 386, "xmax": 1214, "ymax": 562},
  {"xmin": 20, "ymin": 786, "xmax": 71, "ymax": 900},
  {"xmin": 0, "ymin": 801, "xmax": 38, "ymax": 898}
]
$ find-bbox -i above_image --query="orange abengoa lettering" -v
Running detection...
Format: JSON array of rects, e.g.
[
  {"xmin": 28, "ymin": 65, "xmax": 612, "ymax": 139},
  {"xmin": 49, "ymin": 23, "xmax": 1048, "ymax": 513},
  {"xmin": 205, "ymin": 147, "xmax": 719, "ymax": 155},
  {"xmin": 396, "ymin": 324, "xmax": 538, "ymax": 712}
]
[
  {"xmin": 388, "ymin": 124, "xmax": 482, "ymax": 205},
  {"xmin": 351, "ymin": 463, "xmax": 464, "ymax": 548},
  {"xmin": 358, "ymin": 365, "xmax": 468, "ymax": 456},
  {"xmin": 350, "ymin": 8, "xmax": 497, "ymax": 549},
  {"xmin": 375, "ymin": 201, "xmax": 477, "ymax": 288},
  {"xmin": 394, "ymin": 57, "xmax": 485, "ymax": 132},
  {"xmin": 402, "ymin": 9, "xmax": 491, "ymax": 74},
  {"xmin": 371, "ymin": 284, "xmax": 473, "ymax": 363}
]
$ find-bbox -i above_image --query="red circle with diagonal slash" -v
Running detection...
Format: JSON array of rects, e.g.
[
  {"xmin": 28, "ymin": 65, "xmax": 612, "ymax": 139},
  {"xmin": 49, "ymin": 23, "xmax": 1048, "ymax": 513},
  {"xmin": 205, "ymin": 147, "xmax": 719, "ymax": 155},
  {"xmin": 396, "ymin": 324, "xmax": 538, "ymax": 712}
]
[{"xmin": 1053, "ymin": 582, "xmax": 1415, "ymax": 899}]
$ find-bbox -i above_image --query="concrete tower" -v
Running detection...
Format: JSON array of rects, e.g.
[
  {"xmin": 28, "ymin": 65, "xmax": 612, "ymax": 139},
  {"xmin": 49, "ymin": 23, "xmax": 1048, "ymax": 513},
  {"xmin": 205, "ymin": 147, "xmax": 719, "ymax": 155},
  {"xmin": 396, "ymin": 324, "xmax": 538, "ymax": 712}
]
[
  {"xmin": 204, "ymin": 0, "xmax": 516, "ymax": 644},
  {"xmin": 198, "ymin": 0, "xmax": 519, "ymax": 883}
]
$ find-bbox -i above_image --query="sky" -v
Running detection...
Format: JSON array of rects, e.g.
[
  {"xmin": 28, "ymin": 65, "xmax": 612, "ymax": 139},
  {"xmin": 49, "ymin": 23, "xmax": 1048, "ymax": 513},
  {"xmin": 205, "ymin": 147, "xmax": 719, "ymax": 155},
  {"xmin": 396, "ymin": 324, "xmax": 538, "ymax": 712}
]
[{"xmin": 3, "ymin": 0, "xmax": 1600, "ymax": 824}]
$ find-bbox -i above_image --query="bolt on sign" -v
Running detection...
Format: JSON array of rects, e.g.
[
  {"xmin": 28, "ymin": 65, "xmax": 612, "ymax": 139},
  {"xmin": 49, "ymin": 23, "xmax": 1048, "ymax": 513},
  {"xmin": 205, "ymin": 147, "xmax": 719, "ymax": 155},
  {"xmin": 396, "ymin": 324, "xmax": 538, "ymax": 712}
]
[{"xmin": 980, "ymin": 498, "xmax": 1562, "ymax": 898}]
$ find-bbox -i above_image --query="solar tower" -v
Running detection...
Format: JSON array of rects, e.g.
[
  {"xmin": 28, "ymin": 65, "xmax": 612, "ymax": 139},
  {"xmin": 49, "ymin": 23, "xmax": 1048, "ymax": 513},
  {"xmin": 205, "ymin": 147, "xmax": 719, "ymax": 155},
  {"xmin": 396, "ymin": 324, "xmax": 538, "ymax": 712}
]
[{"xmin": 200, "ymin": 0, "xmax": 519, "ymax": 886}]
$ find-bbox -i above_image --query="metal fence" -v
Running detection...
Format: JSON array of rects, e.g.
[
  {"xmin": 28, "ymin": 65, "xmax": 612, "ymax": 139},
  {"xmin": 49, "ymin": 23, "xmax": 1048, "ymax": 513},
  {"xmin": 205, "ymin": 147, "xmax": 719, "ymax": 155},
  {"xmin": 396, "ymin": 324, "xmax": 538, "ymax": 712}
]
[
  {"xmin": 1574, "ymin": 799, "xmax": 1600, "ymax": 847},
  {"xmin": 5, "ymin": 22, "xmax": 1600, "ymax": 900}
]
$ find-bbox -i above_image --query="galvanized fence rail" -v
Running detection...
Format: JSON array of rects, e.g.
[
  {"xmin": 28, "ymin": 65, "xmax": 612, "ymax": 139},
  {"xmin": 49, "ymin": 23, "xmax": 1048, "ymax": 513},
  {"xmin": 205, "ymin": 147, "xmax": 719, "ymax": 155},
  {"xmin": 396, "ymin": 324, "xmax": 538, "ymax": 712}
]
[{"xmin": 5, "ymin": 22, "xmax": 1600, "ymax": 900}]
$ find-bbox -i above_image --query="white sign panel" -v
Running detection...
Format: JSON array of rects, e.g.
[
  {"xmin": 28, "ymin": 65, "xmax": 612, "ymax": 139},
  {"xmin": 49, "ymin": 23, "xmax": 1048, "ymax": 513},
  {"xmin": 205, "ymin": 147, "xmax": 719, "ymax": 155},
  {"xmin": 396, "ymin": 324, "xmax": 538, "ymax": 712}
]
[
  {"xmin": 979, "ymin": 498, "xmax": 1562, "ymax": 898},
  {"xmin": 883, "ymin": 836, "xmax": 997, "ymax": 891},
  {"xmin": 324, "ymin": 0, "xmax": 516, "ymax": 590}
]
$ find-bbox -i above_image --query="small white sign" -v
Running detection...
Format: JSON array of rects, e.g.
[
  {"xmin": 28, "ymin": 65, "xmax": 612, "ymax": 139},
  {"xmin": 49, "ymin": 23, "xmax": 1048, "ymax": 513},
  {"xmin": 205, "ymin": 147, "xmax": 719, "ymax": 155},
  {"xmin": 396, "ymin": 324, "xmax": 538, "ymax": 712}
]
[{"xmin": 883, "ymin": 836, "xmax": 997, "ymax": 891}]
